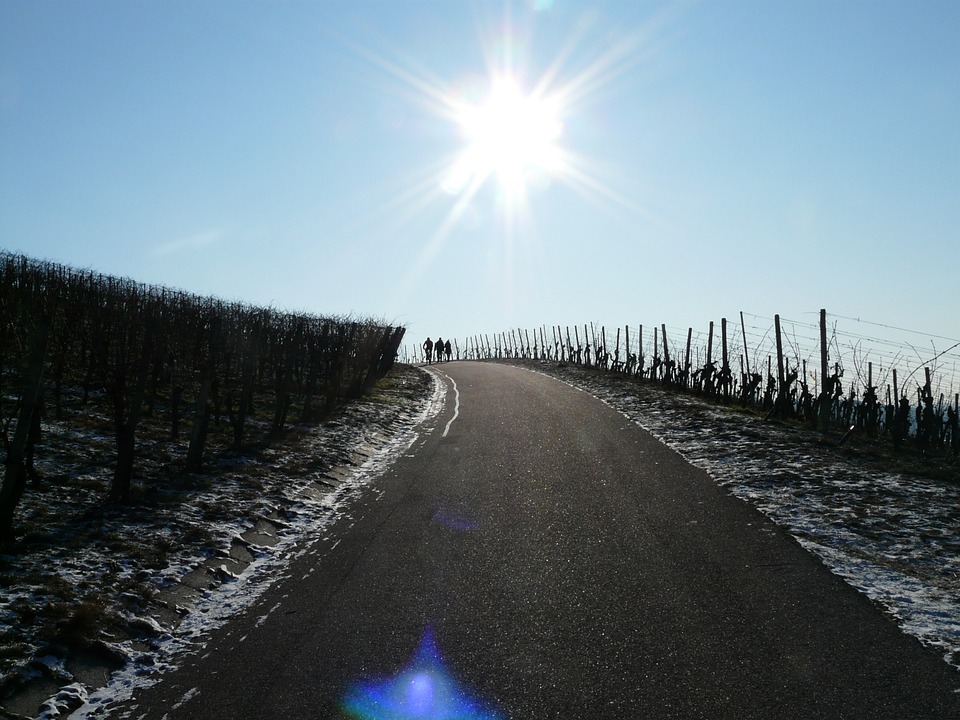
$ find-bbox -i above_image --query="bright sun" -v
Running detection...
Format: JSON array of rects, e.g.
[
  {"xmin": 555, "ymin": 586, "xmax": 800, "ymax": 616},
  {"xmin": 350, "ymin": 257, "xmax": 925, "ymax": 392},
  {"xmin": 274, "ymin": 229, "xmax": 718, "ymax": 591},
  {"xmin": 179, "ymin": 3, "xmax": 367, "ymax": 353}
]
[
  {"xmin": 357, "ymin": 10, "xmax": 655, "ymax": 299},
  {"xmin": 360, "ymin": 9, "xmax": 654, "ymax": 234},
  {"xmin": 444, "ymin": 78, "xmax": 564, "ymax": 197}
]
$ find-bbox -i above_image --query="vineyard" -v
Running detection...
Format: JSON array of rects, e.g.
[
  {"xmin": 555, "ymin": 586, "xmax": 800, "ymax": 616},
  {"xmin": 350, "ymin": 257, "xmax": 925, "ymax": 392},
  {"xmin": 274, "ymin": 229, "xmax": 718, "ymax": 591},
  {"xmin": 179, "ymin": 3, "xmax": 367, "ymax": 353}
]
[
  {"xmin": 0, "ymin": 252, "xmax": 405, "ymax": 547},
  {"xmin": 404, "ymin": 314, "xmax": 960, "ymax": 460},
  {"xmin": 1, "ymin": 251, "xmax": 956, "ymax": 712}
]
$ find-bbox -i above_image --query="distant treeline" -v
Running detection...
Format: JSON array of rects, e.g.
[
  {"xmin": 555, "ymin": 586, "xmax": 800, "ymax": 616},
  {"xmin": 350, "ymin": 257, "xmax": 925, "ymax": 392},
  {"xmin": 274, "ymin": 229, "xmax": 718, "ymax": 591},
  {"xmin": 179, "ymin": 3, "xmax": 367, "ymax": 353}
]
[
  {"xmin": 0, "ymin": 252, "xmax": 404, "ymax": 545},
  {"xmin": 409, "ymin": 316, "xmax": 959, "ymax": 459}
]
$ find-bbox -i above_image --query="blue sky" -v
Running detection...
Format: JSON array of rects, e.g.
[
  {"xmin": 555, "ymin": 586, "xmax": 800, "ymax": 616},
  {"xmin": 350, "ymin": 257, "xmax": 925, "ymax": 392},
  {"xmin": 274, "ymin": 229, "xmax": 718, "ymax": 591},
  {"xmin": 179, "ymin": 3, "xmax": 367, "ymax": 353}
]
[{"xmin": 2, "ymin": 0, "xmax": 957, "ymax": 357}]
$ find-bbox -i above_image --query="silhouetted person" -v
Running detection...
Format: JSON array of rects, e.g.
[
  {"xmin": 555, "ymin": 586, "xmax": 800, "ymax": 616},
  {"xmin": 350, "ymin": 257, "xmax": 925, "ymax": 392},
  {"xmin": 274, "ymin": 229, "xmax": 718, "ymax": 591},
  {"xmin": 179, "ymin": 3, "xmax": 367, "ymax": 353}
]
[
  {"xmin": 435, "ymin": 337, "xmax": 444, "ymax": 363},
  {"xmin": 444, "ymin": 340, "xmax": 452, "ymax": 361},
  {"xmin": 423, "ymin": 337, "xmax": 433, "ymax": 364}
]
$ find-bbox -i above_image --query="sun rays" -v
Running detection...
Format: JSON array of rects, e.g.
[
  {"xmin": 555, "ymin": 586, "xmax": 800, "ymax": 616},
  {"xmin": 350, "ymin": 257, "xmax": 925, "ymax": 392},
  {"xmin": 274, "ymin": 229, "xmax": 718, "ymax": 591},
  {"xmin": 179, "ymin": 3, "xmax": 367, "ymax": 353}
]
[{"xmin": 346, "ymin": 6, "xmax": 671, "ymax": 306}]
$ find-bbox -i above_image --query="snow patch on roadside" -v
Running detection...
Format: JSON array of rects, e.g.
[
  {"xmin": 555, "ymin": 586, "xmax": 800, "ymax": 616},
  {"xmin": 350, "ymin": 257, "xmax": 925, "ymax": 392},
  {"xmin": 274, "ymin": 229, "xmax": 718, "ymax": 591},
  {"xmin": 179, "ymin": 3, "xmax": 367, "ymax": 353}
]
[{"xmin": 62, "ymin": 370, "xmax": 445, "ymax": 718}]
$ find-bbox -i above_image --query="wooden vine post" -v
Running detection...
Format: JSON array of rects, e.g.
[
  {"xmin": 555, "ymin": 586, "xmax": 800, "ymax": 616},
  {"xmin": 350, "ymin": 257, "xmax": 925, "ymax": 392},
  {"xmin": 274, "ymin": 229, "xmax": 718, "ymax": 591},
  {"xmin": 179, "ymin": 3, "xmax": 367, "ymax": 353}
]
[
  {"xmin": 721, "ymin": 317, "xmax": 730, "ymax": 400},
  {"xmin": 638, "ymin": 325, "xmax": 644, "ymax": 376},
  {"xmin": 661, "ymin": 323, "xmax": 671, "ymax": 382},
  {"xmin": 706, "ymin": 321, "xmax": 714, "ymax": 371},
  {"xmin": 740, "ymin": 311, "xmax": 751, "ymax": 376},
  {"xmin": 818, "ymin": 308, "xmax": 830, "ymax": 434},
  {"xmin": 653, "ymin": 326, "xmax": 659, "ymax": 379},
  {"xmin": 625, "ymin": 325, "xmax": 630, "ymax": 372},
  {"xmin": 774, "ymin": 314, "xmax": 786, "ymax": 416}
]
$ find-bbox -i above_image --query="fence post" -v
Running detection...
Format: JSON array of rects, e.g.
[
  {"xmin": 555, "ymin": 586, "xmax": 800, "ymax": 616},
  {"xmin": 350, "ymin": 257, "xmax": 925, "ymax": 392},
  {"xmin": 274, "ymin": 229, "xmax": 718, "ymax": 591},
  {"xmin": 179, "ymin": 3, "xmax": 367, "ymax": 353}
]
[
  {"xmin": 661, "ymin": 324, "xmax": 671, "ymax": 382},
  {"xmin": 707, "ymin": 321, "xmax": 714, "ymax": 371},
  {"xmin": 625, "ymin": 325, "xmax": 630, "ymax": 372},
  {"xmin": 818, "ymin": 308, "xmax": 830, "ymax": 434},
  {"xmin": 638, "ymin": 325, "xmax": 644, "ymax": 376},
  {"xmin": 774, "ymin": 314, "xmax": 785, "ymax": 387},
  {"xmin": 740, "ymin": 311, "xmax": 751, "ymax": 376},
  {"xmin": 653, "ymin": 326, "xmax": 659, "ymax": 379},
  {"xmin": 722, "ymin": 318, "xmax": 730, "ymax": 400},
  {"xmin": 774, "ymin": 314, "xmax": 785, "ymax": 415}
]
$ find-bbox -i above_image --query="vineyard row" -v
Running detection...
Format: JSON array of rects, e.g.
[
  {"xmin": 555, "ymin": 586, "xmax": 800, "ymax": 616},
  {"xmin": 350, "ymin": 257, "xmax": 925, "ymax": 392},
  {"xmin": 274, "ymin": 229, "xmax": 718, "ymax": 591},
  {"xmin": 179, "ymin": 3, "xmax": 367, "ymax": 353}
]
[
  {"xmin": 405, "ymin": 314, "xmax": 959, "ymax": 459},
  {"xmin": 0, "ymin": 252, "xmax": 405, "ymax": 546}
]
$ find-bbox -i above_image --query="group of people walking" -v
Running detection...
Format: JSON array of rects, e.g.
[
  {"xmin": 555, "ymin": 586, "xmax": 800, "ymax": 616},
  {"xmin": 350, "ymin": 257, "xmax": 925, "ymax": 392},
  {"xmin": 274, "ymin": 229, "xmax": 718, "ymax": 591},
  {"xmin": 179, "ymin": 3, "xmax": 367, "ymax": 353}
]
[{"xmin": 423, "ymin": 336, "xmax": 452, "ymax": 364}]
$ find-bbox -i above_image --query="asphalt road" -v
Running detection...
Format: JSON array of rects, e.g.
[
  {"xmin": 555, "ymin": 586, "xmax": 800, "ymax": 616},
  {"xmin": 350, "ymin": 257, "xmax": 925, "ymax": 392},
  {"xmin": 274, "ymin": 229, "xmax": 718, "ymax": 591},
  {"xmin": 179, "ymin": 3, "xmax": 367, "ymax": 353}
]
[{"xmin": 119, "ymin": 361, "xmax": 960, "ymax": 719}]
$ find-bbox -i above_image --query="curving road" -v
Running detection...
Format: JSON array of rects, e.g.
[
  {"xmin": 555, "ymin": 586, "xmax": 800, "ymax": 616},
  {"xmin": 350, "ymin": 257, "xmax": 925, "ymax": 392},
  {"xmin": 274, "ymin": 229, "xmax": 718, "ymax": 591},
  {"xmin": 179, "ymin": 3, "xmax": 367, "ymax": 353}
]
[{"xmin": 118, "ymin": 361, "xmax": 960, "ymax": 719}]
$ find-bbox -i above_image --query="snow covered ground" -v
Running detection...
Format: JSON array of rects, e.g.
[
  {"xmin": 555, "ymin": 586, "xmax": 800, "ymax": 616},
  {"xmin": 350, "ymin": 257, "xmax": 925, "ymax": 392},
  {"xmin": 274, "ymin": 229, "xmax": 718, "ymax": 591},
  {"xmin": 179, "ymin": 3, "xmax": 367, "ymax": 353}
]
[
  {"xmin": 1, "ymin": 367, "xmax": 445, "ymax": 718},
  {"xmin": 2, "ymin": 359, "xmax": 957, "ymax": 718}
]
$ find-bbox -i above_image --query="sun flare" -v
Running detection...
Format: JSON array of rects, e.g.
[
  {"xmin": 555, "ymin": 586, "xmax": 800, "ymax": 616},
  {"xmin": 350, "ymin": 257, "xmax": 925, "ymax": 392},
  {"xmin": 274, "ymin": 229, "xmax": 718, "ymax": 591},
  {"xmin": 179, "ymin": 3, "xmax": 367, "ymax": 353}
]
[
  {"xmin": 444, "ymin": 78, "xmax": 564, "ymax": 197},
  {"xmin": 353, "ymin": 7, "xmax": 659, "ymax": 301}
]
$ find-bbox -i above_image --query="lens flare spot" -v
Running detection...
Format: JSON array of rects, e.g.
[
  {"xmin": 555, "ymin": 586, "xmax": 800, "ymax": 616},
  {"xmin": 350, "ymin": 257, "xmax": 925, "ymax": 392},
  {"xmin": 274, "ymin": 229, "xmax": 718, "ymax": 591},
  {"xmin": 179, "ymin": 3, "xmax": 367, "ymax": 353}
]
[
  {"xmin": 343, "ymin": 628, "xmax": 503, "ymax": 720},
  {"xmin": 432, "ymin": 508, "xmax": 480, "ymax": 531}
]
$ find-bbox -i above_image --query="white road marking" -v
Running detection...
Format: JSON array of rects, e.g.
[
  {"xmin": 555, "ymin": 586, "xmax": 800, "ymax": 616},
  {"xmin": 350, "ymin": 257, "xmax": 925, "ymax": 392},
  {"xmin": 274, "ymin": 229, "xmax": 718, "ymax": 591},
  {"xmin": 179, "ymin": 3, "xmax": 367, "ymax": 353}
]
[
  {"xmin": 442, "ymin": 375, "xmax": 460, "ymax": 437},
  {"xmin": 171, "ymin": 687, "xmax": 200, "ymax": 710}
]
